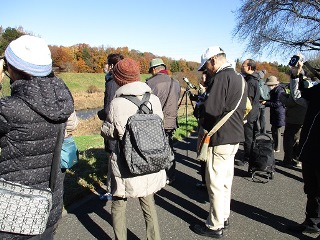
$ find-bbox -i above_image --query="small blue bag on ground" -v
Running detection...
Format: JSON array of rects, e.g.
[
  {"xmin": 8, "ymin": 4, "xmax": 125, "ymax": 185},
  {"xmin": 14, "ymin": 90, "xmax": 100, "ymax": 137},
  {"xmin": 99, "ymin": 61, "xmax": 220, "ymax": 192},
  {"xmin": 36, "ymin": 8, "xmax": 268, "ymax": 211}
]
[{"xmin": 61, "ymin": 136, "xmax": 79, "ymax": 169}]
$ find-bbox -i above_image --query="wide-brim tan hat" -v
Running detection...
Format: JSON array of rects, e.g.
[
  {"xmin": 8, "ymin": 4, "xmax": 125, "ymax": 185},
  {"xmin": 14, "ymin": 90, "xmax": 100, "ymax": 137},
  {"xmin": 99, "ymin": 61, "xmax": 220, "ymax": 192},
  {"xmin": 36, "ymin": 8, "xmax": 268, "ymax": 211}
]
[{"xmin": 265, "ymin": 76, "xmax": 279, "ymax": 85}]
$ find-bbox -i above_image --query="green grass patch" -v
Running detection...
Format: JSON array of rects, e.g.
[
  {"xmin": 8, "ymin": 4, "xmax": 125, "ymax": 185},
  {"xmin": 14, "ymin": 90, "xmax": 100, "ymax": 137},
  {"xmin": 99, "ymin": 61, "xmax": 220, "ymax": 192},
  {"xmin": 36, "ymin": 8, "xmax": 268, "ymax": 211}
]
[
  {"xmin": 56, "ymin": 73, "xmax": 105, "ymax": 93},
  {"xmin": 74, "ymin": 134, "xmax": 104, "ymax": 150},
  {"xmin": 174, "ymin": 116, "xmax": 198, "ymax": 141},
  {"xmin": 141, "ymin": 74, "xmax": 151, "ymax": 82},
  {"xmin": 64, "ymin": 134, "xmax": 106, "ymax": 207}
]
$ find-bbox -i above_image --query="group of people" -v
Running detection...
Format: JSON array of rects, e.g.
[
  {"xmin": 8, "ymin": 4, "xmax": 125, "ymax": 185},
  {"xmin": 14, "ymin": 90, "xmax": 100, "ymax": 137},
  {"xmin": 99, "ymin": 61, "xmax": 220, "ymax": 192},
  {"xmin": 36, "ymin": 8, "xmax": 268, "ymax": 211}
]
[
  {"xmin": 0, "ymin": 34, "xmax": 319, "ymax": 240},
  {"xmin": 191, "ymin": 49, "xmax": 320, "ymax": 238}
]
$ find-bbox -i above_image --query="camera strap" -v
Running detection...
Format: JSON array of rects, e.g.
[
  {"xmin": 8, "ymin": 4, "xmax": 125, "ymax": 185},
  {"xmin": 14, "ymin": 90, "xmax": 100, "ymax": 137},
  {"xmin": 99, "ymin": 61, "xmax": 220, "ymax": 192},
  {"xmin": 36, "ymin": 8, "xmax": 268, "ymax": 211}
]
[{"xmin": 162, "ymin": 78, "xmax": 173, "ymax": 110}]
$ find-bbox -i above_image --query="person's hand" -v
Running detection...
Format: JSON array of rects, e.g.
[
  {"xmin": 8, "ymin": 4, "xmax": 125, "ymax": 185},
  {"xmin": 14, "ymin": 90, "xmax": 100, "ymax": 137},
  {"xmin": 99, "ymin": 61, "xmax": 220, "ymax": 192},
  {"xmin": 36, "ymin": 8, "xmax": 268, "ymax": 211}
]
[
  {"xmin": 0, "ymin": 59, "xmax": 4, "ymax": 83},
  {"xmin": 291, "ymin": 61, "xmax": 304, "ymax": 77}
]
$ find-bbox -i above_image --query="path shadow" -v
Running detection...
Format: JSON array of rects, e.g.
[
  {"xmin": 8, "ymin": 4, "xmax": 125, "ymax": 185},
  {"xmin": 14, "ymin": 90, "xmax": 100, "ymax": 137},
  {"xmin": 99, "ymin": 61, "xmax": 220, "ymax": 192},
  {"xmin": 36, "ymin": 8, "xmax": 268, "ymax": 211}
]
[
  {"xmin": 231, "ymin": 199, "xmax": 315, "ymax": 240},
  {"xmin": 67, "ymin": 196, "xmax": 112, "ymax": 239},
  {"xmin": 67, "ymin": 196, "xmax": 142, "ymax": 240}
]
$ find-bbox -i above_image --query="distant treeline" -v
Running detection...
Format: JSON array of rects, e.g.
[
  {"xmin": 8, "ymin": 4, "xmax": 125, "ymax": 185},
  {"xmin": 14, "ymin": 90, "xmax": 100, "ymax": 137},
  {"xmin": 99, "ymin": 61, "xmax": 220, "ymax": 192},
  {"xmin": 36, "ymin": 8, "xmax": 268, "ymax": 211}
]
[{"xmin": 1, "ymin": 26, "xmax": 294, "ymax": 84}]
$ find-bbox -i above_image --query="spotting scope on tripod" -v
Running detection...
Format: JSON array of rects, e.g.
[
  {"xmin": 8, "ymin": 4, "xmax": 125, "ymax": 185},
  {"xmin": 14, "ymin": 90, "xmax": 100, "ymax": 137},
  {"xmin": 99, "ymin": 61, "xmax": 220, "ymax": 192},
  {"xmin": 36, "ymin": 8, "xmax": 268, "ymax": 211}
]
[{"xmin": 178, "ymin": 77, "xmax": 197, "ymax": 135}]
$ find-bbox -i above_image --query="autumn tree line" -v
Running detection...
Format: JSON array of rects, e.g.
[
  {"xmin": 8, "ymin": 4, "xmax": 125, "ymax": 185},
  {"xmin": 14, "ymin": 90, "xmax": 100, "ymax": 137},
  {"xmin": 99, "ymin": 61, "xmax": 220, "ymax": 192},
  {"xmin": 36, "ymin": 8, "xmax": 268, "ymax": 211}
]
[{"xmin": 3, "ymin": 26, "xmax": 317, "ymax": 85}]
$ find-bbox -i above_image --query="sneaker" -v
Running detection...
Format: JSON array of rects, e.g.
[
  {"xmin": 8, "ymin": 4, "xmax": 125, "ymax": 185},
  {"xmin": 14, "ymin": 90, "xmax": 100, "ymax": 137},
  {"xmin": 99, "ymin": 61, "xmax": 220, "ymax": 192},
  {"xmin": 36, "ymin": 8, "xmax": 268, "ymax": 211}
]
[
  {"xmin": 287, "ymin": 222, "xmax": 320, "ymax": 233},
  {"xmin": 292, "ymin": 160, "xmax": 302, "ymax": 167},
  {"xmin": 192, "ymin": 223, "xmax": 223, "ymax": 238},
  {"xmin": 99, "ymin": 192, "xmax": 112, "ymax": 201}
]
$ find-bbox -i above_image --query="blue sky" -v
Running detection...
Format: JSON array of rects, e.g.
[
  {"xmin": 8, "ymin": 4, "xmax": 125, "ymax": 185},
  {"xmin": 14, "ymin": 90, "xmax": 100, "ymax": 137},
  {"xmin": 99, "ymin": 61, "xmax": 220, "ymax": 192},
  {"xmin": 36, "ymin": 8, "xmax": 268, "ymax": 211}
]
[{"xmin": 1, "ymin": 0, "xmax": 286, "ymax": 64}]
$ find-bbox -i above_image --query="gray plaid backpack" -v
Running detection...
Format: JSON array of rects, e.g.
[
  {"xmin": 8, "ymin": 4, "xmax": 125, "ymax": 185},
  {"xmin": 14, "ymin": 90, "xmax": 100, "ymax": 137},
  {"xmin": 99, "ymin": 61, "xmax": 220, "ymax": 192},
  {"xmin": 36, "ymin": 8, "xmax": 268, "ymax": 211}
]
[{"xmin": 121, "ymin": 92, "xmax": 171, "ymax": 176}]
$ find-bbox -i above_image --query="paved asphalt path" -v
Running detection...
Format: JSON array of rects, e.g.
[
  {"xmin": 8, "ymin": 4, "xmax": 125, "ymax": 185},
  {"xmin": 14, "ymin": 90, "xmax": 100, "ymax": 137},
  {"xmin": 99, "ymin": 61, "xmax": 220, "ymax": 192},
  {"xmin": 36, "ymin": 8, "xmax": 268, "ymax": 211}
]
[{"xmin": 54, "ymin": 110, "xmax": 319, "ymax": 240}]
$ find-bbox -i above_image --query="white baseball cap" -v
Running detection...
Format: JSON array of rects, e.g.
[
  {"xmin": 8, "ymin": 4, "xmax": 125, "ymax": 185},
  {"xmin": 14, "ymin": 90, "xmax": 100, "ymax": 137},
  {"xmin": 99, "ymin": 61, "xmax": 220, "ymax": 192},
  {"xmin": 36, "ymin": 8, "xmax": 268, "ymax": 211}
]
[{"xmin": 198, "ymin": 46, "xmax": 224, "ymax": 71}]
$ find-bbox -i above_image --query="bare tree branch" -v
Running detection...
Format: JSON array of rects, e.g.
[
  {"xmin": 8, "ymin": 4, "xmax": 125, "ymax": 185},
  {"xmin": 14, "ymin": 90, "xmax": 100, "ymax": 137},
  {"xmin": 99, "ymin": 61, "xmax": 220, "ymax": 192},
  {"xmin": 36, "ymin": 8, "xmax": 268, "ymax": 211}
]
[{"xmin": 233, "ymin": 0, "xmax": 320, "ymax": 58}]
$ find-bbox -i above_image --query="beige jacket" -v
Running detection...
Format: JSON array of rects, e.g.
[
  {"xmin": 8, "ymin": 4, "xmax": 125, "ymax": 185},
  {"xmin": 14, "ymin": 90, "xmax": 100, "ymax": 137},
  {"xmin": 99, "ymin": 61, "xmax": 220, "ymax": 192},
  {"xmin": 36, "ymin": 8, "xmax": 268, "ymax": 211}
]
[{"xmin": 101, "ymin": 81, "xmax": 166, "ymax": 198}]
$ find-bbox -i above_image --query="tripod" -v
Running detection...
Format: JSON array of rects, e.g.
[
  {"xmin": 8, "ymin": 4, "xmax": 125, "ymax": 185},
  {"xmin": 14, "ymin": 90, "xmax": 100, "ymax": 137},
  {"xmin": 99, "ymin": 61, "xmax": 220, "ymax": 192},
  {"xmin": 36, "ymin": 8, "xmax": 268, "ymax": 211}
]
[{"xmin": 178, "ymin": 87, "xmax": 195, "ymax": 136}]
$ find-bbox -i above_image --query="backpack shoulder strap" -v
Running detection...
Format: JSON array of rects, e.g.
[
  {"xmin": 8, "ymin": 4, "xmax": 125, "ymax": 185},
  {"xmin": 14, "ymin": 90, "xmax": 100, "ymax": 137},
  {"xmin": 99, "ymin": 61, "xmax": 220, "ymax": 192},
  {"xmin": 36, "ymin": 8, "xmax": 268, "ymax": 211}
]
[{"xmin": 122, "ymin": 92, "xmax": 152, "ymax": 114}]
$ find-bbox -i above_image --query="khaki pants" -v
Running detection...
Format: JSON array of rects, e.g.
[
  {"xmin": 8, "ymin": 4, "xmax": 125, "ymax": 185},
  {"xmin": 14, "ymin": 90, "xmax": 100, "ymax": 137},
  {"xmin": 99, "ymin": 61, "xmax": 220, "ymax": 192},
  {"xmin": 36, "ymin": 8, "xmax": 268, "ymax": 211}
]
[
  {"xmin": 111, "ymin": 194, "xmax": 161, "ymax": 240},
  {"xmin": 205, "ymin": 143, "xmax": 239, "ymax": 230}
]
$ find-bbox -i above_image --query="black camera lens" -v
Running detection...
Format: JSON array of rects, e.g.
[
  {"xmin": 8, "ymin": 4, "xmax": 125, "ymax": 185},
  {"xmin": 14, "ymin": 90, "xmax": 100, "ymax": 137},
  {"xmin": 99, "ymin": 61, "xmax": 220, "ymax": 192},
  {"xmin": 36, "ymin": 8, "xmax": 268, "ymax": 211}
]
[{"xmin": 289, "ymin": 55, "xmax": 300, "ymax": 67}]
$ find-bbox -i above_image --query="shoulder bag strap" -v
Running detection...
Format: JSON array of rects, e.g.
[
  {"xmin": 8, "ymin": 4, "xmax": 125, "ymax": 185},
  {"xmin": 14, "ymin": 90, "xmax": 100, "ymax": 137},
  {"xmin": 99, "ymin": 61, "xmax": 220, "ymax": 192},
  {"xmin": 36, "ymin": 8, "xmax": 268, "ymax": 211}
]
[
  {"xmin": 50, "ymin": 123, "xmax": 65, "ymax": 191},
  {"xmin": 207, "ymin": 76, "xmax": 245, "ymax": 137},
  {"xmin": 162, "ymin": 78, "xmax": 174, "ymax": 110}
]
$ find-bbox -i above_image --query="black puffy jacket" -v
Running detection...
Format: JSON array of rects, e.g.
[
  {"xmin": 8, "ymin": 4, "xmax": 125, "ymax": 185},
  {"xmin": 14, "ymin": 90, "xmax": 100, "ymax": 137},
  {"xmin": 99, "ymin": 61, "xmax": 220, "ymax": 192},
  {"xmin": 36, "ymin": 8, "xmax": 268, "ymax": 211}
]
[{"xmin": 0, "ymin": 75, "xmax": 74, "ymax": 239}]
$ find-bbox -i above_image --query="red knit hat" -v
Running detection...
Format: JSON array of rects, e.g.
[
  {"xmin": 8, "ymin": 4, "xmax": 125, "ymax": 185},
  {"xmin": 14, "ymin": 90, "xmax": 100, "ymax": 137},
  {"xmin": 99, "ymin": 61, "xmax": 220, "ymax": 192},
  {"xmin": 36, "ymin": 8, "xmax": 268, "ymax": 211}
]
[{"xmin": 113, "ymin": 58, "xmax": 140, "ymax": 86}]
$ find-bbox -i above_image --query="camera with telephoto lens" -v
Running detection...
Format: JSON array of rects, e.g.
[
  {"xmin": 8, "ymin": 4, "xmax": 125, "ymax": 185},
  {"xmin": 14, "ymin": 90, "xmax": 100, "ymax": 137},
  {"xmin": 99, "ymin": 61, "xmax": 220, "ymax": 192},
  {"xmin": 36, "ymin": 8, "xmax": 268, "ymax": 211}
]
[
  {"xmin": 183, "ymin": 77, "xmax": 197, "ymax": 90},
  {"xmin": 289, "ymin": 55, "xmax": 303, "ymax": 67},
  {"xmin": 0, "ymin": 56, "xmax": 7, "ymax": 72}
]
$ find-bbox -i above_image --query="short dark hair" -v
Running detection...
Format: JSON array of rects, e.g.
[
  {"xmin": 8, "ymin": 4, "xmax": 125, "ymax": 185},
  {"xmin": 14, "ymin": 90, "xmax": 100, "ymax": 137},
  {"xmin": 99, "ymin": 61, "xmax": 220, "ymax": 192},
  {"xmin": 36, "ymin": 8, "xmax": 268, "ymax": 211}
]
[
  {"xmin": 246, "ymin": 59, "xmax": 256, "ymax": 71},
  {"xmin": 107, "ymin": 54, "xmax": 124, "ymax": 65}
]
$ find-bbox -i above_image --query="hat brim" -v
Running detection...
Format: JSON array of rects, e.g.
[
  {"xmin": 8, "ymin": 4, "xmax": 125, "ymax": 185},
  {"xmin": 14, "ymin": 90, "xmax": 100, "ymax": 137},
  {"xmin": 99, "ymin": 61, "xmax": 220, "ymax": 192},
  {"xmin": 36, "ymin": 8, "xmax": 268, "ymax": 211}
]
[
  {"xmin": 265, "ymin": 82, "xmax": 279, "ymax": 86},
  {"xmin": 149, "ymin": 64, "xmax": 166, "ymax": 73},
  {"xmin": 198, "ymin": 62, "xmax": 206, "ymax": 71}
]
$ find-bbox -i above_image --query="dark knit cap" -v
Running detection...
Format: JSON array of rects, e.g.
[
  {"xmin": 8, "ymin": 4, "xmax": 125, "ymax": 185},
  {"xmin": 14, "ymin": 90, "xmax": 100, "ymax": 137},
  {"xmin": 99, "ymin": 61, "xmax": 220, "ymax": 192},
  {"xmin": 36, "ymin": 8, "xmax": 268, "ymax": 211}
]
[{"xmin": 113, "ymin": 58, "xmax": 140, "ymax": 86}]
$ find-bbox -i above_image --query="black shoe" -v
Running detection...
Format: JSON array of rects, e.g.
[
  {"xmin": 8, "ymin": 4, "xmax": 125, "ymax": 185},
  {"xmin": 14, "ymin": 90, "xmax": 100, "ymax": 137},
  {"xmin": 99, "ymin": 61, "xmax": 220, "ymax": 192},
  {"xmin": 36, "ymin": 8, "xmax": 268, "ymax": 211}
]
[
  {"xmin": 195, "ymin": 182, "xmax": 206, "ymax": 189},
  {"xmin": 287, "ymin": 222, "xmax": 320, "ymax": 233},
  {"xmin": 282, "ymin": 160, "xmax": 302, "ymax": 168},
  {"xmin": 224, "ymin": 218, "xmax": 230, "ymax": 229},
  {"xmin": 192, "ymin": 224, "xmax": 223, "ymax": 238},
  {"xmin": 166, "ymin": 176, "xmax": 176, "ymax": 185}
]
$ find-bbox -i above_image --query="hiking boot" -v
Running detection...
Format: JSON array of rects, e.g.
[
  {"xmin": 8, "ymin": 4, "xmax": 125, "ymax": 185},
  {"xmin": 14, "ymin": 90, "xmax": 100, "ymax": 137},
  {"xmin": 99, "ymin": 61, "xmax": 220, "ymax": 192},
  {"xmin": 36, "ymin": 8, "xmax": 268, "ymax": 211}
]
[{"xmin": 192, "ymin": 223, "xmax": 223, "ymax": 238}]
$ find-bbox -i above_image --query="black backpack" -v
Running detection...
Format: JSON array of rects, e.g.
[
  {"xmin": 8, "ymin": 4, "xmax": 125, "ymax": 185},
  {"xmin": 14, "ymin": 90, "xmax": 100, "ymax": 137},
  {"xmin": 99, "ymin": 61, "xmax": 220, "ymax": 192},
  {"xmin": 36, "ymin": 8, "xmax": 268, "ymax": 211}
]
[{"xmin": 121, "ymin": 92, "xmax": 171, "ymax": 176}]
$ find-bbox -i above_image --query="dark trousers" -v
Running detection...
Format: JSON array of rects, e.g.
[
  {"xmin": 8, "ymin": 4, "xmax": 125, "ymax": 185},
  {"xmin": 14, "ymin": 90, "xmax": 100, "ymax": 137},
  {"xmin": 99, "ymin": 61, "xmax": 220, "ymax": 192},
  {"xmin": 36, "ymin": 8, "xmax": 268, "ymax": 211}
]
[
  {"xmin": 256, "ymin": 107, "xmax": 266, "ymax": 134},
  {"xmin": 302, "ymin": 162, "xmax": 320, "ymax": 226},
  {"xmin": 243, "ymin": 120, "xmax": 257, "ymax": 160},
  {"xmin": 283, "ymin": 123, "xmax": 302, "ymax": 163},
  {"xmin": 165, "ymin": 130, "xmax": 175, "ymax": 180},
  {"xmin": 271, "ymin": 125, "xmax": 282, "ymax": 151}
]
